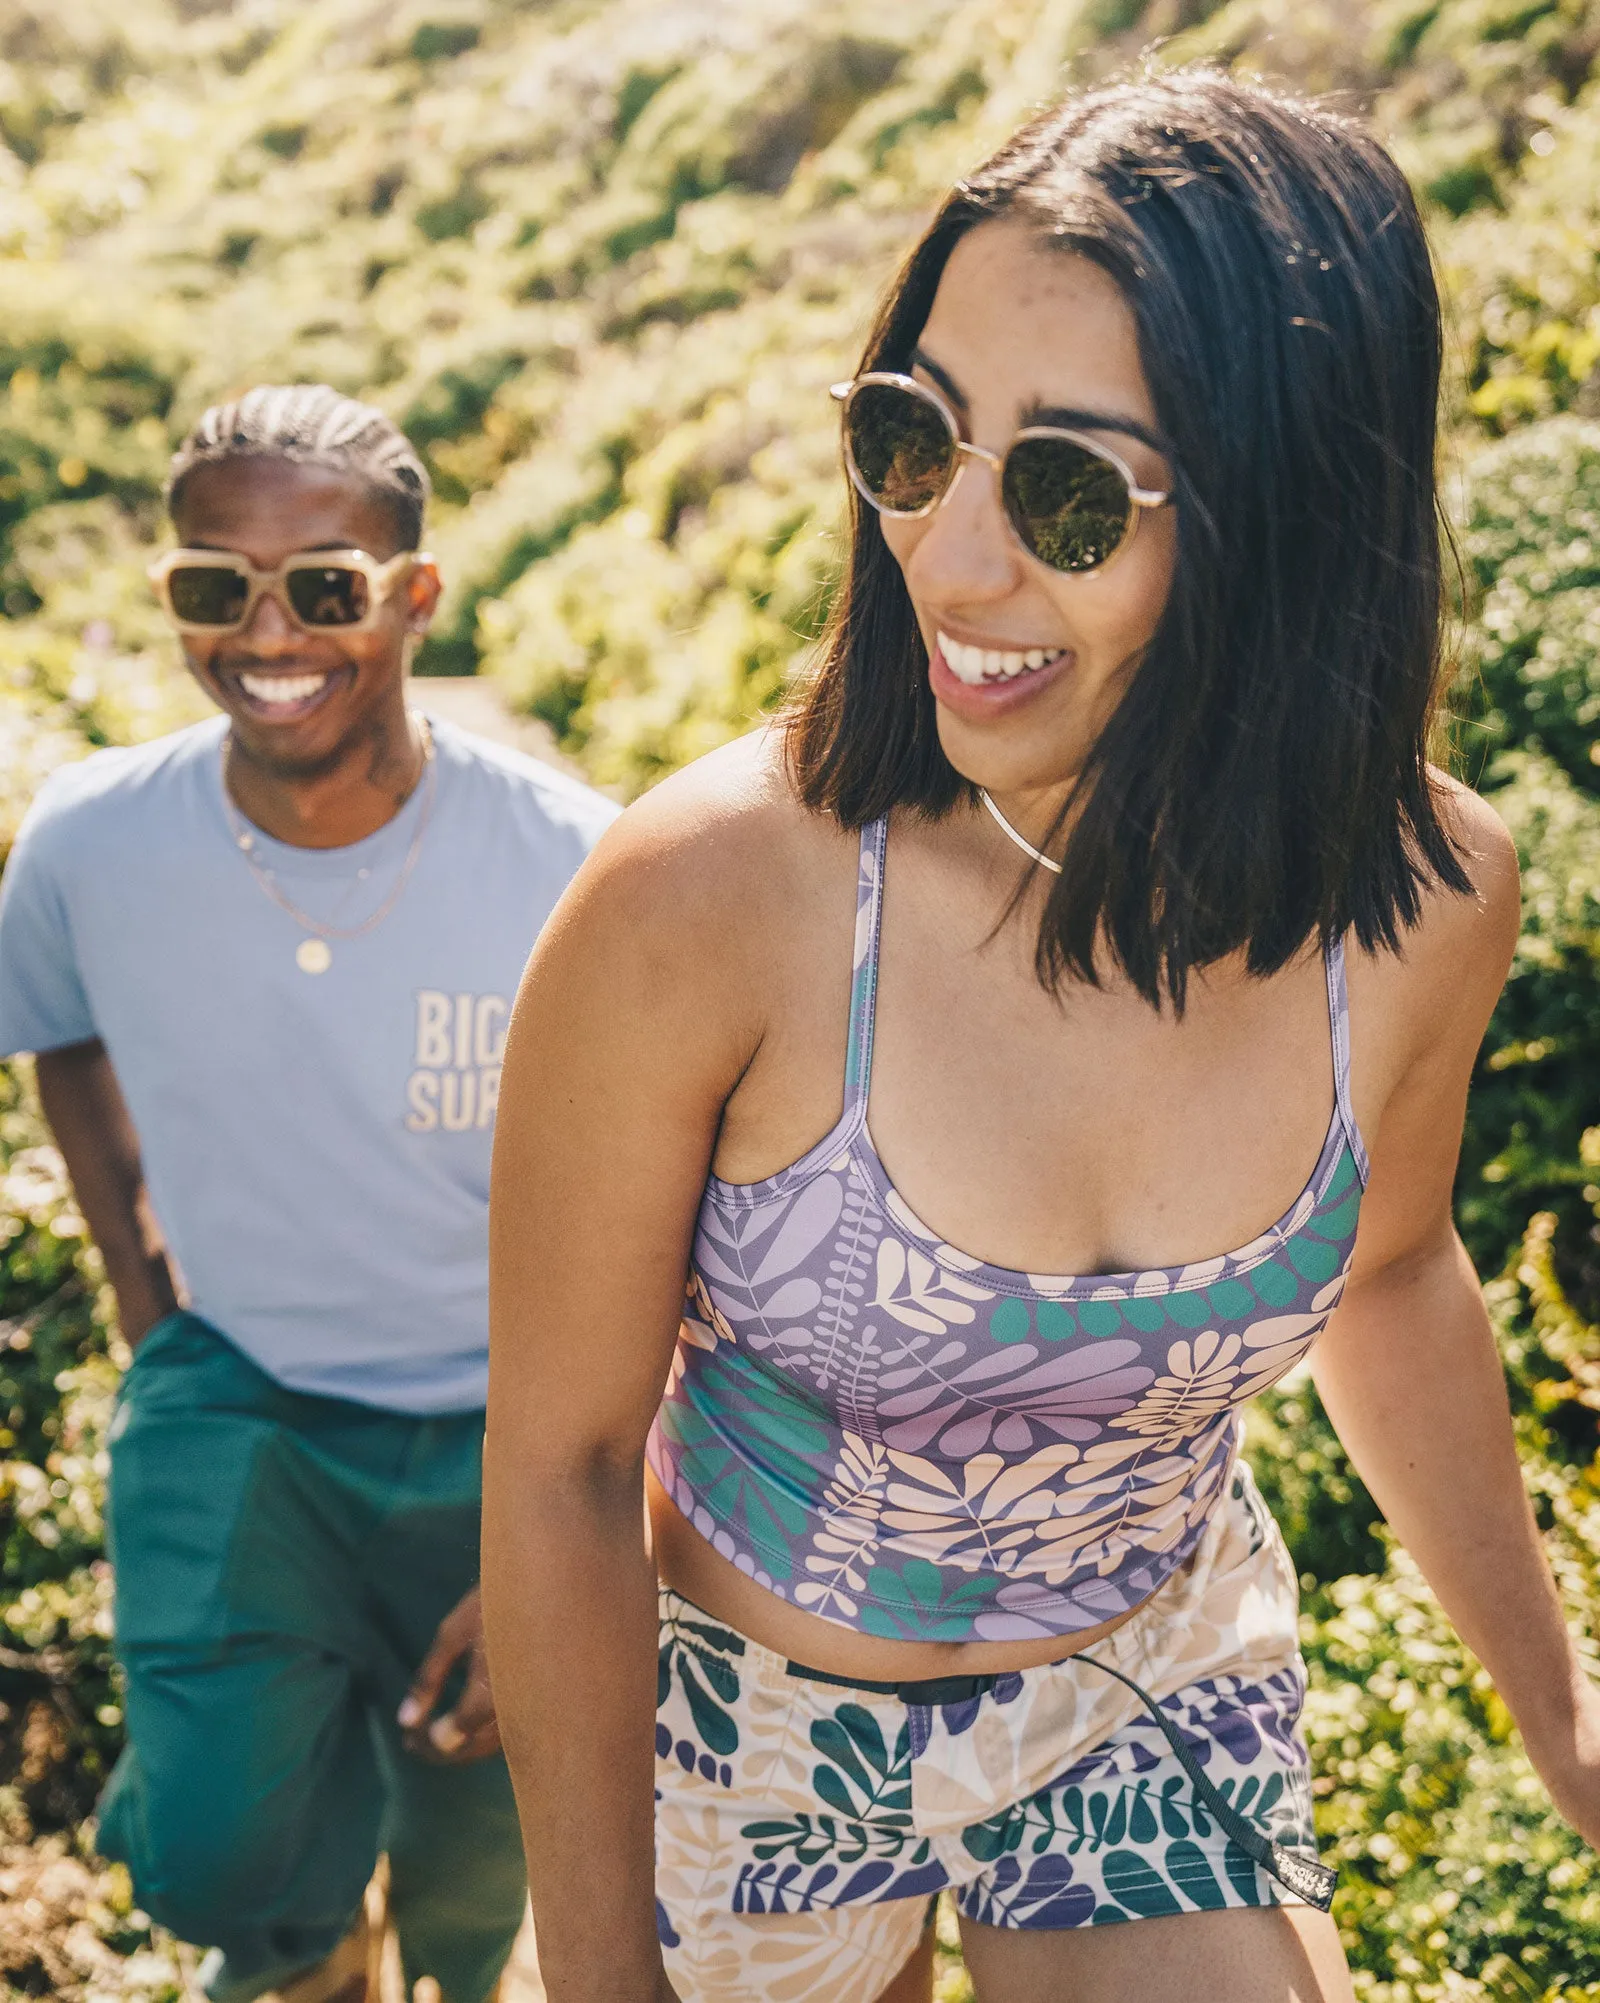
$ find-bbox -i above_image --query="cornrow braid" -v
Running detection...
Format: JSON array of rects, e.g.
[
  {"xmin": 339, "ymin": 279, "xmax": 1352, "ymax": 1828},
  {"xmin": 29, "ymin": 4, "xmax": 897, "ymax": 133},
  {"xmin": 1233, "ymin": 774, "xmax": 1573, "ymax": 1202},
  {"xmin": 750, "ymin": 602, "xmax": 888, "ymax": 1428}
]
[{"xmin": 166, "ymin": 383, "xmax": 430, "ymax": 549}]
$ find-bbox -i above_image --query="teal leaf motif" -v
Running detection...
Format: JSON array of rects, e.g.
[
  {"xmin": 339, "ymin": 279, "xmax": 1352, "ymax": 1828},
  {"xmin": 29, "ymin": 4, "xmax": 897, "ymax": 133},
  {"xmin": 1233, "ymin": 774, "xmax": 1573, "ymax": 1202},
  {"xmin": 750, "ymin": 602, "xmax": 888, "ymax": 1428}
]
[
  {"xmin": 1250, "ymin": 1261, "xmax": 1298, "ymax": 1308},
  {"xmin": 990, "ymin": 1298, "xmax": 1031, "ymax": 1344},
  {"xmin": 1036, "ymin": 1300, "xmax": 1074, "ymax": 1342},
  {"xmin": 1163, "ymin": 1290, "xmax": 1211, "ymax": 1329},
  {"xmin": 679, "ymin": 1653, "xmax": 739, "ymax": 1756},
  {"xmin": 1164, "ymin": 1838, "xmax": 1227, "ymax": 1909},
  {"xmin": 1205, "ymin": 1279, "xmax": 1255, "ymax": 1319},
  {"xmin": 1225, "ymin": 1841, "xmax": 1259, "ymax": 1904},
  {"xmin": 1288, "ymin": 1236, "xmax": 1340, "ymax": 1282},
  {"xmin": 676, "ymin": 1611, "xmax": 747, "ymax": 1661},
  {"xmin": 1077, "ymin": 1299, "xmax": 1121, "ymax": 1338},
  {"xmin": 960, "ymin": 1814, "xmax": 1015, "ymax": 1864},
  {"xmin": 901, "ymin": 1558, "xmax": 945, "ymax": 1610},
  {"xmin": 1314, "ymin": 1189, "xmax": 1361, "ymax": 1239},
  {"xmin": 659, "ymin": 1351, "xmax": 842, "ymax": 1574},
  {"xmin": 810, "ymin": 1704, "xmax": 912, "ymax": 1821},
  {"xmin": 861, "ymin": 1561, "xmax": 996, "ymax": 1641},
  {"xmin": 1126, "ymin": 1781, "xmax": 1159, "ymax": 1846},
  {"xmin": 740, "ymin": 1815, "xmax": 848, "ymax": 1865},
  {"xmin": 1102, "ymin": 1850, "xmax": 1183, "ymax": 1918},
  {"xmin": 1122, "ymin": 1294, "xmax": 1167, "ymax": 1333},
  {"xmin": 1158, "ymin": 1775, "xmax": 1190, "ymax": 1840}
]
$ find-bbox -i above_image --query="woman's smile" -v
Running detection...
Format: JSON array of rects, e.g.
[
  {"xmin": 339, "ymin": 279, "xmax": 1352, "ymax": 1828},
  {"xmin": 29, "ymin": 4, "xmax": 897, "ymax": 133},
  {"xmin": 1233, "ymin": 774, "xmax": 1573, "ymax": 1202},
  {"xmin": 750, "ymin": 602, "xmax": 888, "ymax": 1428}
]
[
  {"xmin": 929, "ymin": 630, "xmax": 1075, "ymax": 723},
  {"xmin": 935, "ymin": 631, "xmax": 1069, "ymax": 684}
]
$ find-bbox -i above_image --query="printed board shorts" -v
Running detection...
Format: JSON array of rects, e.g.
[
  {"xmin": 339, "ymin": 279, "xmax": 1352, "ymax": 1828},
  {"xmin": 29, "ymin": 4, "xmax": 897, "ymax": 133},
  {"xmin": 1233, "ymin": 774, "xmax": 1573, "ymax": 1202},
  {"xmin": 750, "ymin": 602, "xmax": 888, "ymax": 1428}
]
[{"xmin": 655, "ymin": 1460, "xmax": 1318, "ymax": 2003}]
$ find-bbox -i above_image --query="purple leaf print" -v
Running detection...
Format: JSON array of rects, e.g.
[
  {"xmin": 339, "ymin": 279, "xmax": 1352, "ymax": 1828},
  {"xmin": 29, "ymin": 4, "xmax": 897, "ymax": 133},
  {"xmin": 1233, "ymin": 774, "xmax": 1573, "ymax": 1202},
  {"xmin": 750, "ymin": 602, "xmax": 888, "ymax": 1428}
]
[
  {"xmin": 878, "ymin": 1340, "xmax": 967, "ymax": 1390},
  {"xmin": 757, "ymin": 1278, "xmax": 824, "ymax": 1320},
  {"xmin": 880, "ymin": 1338, "xmax": 1154, "ymax": 1454},
  {"xmin": 694, "ymin": 1174, "xmax": 846, "ymax": 1336},
  {"xmin": 698, "ymin": 1194, "xmax": 788, "ymax": 1259},
  {"xmin": 749, "ymin": 1176, "xmax": 847, "ymax": 1284}
]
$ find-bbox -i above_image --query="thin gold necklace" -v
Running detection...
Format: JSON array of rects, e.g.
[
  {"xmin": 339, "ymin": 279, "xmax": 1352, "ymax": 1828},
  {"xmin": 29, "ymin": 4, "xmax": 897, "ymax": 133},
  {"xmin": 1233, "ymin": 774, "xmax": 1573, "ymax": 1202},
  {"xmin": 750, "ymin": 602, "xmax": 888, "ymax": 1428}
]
[
  {"xmin": 979, "ymin": 787, "xmax": 1063, "ymax": 875},
  {"xmin": 222, "ymin": 714, "xmax": 437, "ymax": 974}
]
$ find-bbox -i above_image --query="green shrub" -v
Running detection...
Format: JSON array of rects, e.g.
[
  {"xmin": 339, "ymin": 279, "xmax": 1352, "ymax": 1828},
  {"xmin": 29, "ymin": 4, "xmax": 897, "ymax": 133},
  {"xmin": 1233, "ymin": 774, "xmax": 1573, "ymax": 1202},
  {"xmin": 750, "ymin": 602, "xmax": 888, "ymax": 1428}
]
[{"xmin": 0, "ymin": 1065, "xmax": 120, "ymax": 1833}]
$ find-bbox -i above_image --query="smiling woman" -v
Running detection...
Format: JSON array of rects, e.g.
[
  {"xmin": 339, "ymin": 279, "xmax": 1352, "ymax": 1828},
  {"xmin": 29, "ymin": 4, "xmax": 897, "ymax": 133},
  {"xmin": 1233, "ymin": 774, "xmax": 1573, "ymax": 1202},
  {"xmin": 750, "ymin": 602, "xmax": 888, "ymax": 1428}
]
[
  {"xmin": 791, "ymin": 86, "xmax": 1467, "ymax": 1007},
  {"xmin": 482, "ymin": 69, "xmax": 1600, "ymax": 2003}
]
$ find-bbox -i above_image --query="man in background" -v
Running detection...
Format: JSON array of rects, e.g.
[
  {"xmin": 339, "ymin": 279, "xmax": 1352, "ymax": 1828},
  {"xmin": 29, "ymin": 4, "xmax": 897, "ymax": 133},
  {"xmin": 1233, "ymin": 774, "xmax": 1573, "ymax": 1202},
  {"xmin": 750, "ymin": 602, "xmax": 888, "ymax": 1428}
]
[{"xmin": 0, "ymin": 386, "xmax": 616, "ymax": 2003}]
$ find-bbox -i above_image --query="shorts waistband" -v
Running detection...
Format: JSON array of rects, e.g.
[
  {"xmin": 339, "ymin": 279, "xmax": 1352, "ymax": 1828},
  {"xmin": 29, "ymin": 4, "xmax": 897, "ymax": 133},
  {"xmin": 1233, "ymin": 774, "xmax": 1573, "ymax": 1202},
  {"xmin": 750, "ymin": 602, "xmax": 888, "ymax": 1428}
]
[{"xmin": 783, "ymin": 1660, "xmax": 1002, "ymax": 1705}]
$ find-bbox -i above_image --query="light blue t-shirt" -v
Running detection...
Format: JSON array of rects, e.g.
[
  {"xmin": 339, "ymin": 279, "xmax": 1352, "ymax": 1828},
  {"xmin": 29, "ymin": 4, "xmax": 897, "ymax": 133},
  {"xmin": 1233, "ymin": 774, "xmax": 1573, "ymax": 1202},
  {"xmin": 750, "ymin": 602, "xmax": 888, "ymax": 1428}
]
[{"xmin": 0, "ymin": 713, "xmax": 617, "ymax": 1413}]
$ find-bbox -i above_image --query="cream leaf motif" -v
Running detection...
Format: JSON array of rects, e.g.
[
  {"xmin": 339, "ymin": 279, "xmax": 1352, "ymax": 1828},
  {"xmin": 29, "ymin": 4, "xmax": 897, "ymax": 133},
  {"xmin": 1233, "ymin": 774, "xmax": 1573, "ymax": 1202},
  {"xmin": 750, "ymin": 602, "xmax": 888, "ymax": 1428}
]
[
  {"xmin": 800, "ymin": 1433, "xmax": 892, "ymax": 1617},
  {"xmin": 872, "ymin": 1236, "xmax": 991, "ymax": 1334}
]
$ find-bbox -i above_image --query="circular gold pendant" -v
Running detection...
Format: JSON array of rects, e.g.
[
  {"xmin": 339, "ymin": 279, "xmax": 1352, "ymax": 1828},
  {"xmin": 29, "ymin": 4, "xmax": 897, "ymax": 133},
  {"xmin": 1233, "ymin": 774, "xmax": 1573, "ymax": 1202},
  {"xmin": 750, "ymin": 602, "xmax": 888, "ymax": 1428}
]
[{"xmin": 296, "ymin": 938, "xmax": 333, "ymax": 975}]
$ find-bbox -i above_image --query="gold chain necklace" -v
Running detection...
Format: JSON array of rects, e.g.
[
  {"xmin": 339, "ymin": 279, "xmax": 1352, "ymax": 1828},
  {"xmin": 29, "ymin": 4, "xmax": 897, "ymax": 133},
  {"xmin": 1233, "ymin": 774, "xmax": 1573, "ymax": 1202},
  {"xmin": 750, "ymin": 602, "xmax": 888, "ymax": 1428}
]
[
  {"xmin": 979, "ymin": 787, "xmax": 1064, "ymax": 875},
  {"xmin": 222, "ymin": 714, "xmax": 437, "ymax": 974}
]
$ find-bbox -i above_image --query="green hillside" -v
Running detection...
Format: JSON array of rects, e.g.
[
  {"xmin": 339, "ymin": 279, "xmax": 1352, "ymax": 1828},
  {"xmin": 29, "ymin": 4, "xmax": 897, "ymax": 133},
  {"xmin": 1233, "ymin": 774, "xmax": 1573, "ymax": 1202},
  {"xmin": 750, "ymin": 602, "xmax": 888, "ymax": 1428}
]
[{"xmin": 2, "ymin": 2, "xmax": 1600, "ymax": 1997}]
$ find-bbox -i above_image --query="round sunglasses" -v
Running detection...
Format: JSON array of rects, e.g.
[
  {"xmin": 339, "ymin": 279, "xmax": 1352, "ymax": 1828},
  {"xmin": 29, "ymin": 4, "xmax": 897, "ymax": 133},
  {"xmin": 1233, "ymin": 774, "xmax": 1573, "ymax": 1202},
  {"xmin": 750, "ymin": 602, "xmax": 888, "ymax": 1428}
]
[
  {"xmin": 147, "ymin": 547, "xmax": 417, "ymax": 635},
  {"xmin": 832, "ymin": 373, "xmax": 1172, "ymax": 574}
]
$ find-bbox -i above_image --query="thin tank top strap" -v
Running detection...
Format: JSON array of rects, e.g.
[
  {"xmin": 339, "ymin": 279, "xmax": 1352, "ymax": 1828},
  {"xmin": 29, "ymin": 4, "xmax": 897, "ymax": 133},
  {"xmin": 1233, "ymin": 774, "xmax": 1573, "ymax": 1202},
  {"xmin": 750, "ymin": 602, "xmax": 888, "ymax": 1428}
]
[
  {"xmin": 842, "ymin": 816, "xmax": 889, "ymax": 1117},
  {"xmin": 1323, "ymin": 935, "xmax": 1371, "ymax": 1187}
]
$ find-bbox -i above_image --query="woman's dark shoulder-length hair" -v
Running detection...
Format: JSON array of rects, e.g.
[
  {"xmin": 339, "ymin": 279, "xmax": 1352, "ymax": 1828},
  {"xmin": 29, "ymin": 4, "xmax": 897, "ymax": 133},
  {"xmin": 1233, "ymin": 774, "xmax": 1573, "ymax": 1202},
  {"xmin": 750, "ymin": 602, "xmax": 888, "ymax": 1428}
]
[{"xmin": 786, "ymin": 68, "xmax": 1471, "ymax": 1009}]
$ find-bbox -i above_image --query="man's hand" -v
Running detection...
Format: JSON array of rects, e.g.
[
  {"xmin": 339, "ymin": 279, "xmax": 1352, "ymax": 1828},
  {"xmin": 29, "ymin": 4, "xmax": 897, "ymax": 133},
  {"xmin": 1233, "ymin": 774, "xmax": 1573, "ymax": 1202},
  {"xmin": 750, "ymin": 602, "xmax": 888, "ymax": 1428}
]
[{"xmin": 397, "ymin": 1587, "xmax": 501, "ymax": 1763}]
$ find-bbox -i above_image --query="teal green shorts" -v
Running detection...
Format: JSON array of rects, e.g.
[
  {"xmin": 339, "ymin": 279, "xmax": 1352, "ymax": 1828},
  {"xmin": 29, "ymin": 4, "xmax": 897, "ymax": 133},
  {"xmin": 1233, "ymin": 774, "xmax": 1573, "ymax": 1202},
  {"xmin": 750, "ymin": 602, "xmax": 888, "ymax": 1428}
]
[{"xmin": 97, "ymin": 1311, "xmax": 524, "ymax": 2003}]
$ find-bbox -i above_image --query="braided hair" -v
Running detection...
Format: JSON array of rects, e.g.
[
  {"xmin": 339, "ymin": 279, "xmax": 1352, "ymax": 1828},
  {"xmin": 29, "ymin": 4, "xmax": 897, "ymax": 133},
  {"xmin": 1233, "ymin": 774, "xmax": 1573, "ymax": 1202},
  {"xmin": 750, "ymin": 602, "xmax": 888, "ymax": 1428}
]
[{"xmin": 166, "ymin": 384, "xmax": 430, "ymax": 549}]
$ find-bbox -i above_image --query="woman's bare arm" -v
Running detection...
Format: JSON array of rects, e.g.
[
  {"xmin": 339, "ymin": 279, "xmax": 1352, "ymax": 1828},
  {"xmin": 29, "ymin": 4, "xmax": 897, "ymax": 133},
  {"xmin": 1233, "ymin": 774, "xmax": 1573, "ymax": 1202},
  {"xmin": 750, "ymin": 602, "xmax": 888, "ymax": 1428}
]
[
  {"xmin": 34, "ymin": 1039, "xmax": 179, "ymax": 1344},
  {"xmin": 482, "ymin": 777, "xmax": 774, "ymax": 2002},
  {"xmin": 1313, "ymin": 797, "xmax": 1600, "ymax": 1845}
]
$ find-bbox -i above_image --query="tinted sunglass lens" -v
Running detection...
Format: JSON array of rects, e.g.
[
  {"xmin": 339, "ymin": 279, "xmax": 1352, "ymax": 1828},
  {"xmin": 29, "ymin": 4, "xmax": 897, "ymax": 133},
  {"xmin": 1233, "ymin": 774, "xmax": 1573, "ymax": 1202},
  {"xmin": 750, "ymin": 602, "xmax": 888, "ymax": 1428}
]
[
  {"xmin": 1004, "ymin": 438, "xmax": 1133, "ymax": 572},
  {"xmin": 846, "ymin": 384, "xmax": 955, "ymax": 515},
  {"xmin": 168, "ymin": 565, "xmax": 250, "ymax": 627},
  {"xmin": 286, "ymin": 565, "xmax": 370, "ymax": 627}
]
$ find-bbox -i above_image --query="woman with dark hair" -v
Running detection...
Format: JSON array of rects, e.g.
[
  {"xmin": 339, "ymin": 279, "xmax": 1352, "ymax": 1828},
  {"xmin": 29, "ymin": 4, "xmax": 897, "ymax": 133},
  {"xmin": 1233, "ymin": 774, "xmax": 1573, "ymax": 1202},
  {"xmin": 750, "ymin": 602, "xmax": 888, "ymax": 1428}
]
[{"xmin": 483, "ymin": 71, "xmax": 1600, "ymax": 2003}]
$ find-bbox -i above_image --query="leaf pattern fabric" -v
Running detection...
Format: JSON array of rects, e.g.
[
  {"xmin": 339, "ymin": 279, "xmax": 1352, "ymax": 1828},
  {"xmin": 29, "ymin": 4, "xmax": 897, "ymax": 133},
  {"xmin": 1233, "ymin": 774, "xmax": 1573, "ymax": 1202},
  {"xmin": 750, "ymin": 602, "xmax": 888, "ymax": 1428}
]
[
  {"xmin": 655, "ymin": 1471, "xmax": 1319, "ymax": 2003},
  {"xmin": 648, "ymin": 816, "xmax": 1370, "ymax": 1642}
]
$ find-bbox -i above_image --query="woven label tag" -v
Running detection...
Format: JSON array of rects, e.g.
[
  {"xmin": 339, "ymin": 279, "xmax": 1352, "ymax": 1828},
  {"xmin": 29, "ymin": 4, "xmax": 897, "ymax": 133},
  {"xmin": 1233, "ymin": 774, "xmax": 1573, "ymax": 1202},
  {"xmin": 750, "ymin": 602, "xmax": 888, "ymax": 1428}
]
[{"xmin": 1269, "ymin": 1844, "xmax": 1338, "ymax": 1911}]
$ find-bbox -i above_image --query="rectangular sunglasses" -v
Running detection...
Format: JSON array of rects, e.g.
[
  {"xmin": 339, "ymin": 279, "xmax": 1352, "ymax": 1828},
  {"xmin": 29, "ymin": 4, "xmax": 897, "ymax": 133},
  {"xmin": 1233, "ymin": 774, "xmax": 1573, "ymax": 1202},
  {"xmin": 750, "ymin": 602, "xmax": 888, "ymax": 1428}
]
[
  {"xmin": 147, "ymin": 547, "xmax": 416, "ymax": 634},
  {"xmin": 832, "ymin": 372, "xmax": 1171, "ymax": 573}
]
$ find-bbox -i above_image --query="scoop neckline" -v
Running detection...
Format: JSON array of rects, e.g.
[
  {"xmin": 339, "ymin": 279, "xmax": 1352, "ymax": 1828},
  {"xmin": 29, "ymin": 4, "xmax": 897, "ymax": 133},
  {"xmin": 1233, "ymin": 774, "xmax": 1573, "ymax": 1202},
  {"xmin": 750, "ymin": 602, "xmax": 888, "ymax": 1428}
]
[{"xmin": 703, "ymin": 1093, "xmax": 1356, "ymax": 1303}]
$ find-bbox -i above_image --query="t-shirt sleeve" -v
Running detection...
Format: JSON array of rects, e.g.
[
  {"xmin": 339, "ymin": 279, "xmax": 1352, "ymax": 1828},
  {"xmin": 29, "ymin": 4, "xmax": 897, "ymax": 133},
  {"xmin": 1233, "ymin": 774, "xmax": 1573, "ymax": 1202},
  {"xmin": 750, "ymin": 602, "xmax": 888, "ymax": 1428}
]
[{"xmin": 0, "ymin": 805, "xmax": 97, "ymax": 1055}]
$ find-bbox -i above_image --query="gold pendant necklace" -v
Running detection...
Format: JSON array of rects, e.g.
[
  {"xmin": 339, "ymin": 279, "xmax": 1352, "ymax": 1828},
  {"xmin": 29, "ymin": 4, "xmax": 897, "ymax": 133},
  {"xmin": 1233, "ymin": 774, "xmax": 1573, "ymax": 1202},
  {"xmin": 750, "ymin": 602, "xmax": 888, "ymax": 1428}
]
[{"xmin": 223, "ymin": 716, "xmax": 437, "ymax": 972}]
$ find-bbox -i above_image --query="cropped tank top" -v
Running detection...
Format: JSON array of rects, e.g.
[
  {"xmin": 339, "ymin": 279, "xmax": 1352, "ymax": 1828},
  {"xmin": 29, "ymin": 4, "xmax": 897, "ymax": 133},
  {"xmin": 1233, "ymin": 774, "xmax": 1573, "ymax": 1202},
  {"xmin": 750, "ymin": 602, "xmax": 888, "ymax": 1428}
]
[{"xmin": 647, "ymin": 816, "xmax": 1370, "ymax": 1644}]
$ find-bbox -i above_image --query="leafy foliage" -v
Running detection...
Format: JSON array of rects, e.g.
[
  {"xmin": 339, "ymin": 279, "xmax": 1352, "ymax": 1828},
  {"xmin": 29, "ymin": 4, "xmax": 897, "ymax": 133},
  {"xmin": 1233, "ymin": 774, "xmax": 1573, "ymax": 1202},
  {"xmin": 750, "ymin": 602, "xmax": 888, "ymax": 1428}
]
[
  {"xmin": 1, "ymin": 2, "xmax": 1600, "ymax": 1997},
  {"xmin": 0, "ymin": 1068, "xmax": 121, "ymax": 1831}
]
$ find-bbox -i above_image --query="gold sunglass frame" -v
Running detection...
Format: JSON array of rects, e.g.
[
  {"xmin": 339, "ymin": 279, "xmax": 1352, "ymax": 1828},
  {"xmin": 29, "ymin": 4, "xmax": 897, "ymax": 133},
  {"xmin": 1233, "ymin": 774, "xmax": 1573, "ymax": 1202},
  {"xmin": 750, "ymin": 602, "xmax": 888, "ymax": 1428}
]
[
  {"xmin": 831, "ymin": 372, "xmax": 1172, "ymax": 574},
  {"xmin": 147, "ymin": 547, "xmax": 420, "ymax": 635}
]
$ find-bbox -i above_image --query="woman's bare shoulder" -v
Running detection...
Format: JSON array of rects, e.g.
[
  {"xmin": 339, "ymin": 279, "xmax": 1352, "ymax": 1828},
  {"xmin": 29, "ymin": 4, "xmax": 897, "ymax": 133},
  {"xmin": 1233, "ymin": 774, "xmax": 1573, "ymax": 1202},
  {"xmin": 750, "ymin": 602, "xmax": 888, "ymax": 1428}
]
[
  {"xmin": 1349, "ymin": 773, "xmax": 1520, "ymax": 1069},
  {"xmin": 1412, "ymin": 774, "xmax": 1521, "ymax": 971},
  {"xmin": 545, "ymin": 726, "xmax": 852, "ymax": 976}
]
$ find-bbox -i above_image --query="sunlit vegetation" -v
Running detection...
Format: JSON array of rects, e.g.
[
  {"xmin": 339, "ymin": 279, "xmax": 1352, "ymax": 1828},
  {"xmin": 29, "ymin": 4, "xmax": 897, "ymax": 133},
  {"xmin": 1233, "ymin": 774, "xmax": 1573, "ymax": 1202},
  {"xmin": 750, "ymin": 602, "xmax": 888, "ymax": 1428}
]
[{"xmin": 2, "ymin": 2, "xmax": 1600, "ymax": 1995}]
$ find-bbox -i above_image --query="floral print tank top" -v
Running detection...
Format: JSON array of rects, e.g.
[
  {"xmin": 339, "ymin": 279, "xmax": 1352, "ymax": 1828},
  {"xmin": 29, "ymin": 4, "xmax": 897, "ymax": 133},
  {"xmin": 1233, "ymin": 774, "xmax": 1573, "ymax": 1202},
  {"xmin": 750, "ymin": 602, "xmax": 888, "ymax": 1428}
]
[{"xmin": 647, "ymin": 817, "xmax": 1369, "ymax": 1643}]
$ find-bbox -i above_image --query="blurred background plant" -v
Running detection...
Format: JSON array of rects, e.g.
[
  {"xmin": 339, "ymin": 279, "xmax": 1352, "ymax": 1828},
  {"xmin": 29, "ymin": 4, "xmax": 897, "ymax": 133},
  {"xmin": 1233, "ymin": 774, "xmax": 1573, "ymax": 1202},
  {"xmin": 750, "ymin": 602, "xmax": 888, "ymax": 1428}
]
[{"xmin": 2, "ymin": 0, "xmax": 1600, "ymax": 1996}]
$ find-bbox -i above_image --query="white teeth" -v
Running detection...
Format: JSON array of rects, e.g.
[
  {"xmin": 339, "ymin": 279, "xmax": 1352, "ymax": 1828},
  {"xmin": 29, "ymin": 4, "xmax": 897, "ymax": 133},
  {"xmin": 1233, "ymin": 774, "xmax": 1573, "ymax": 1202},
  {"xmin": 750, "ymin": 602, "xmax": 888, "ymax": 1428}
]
[
  {"xmin": 239, "ymin": 672, "xmax": 331, "ymax": 706},
  {"xmin": 938, "ymin": 633, "xmax": 1065, "ymax": 686}
]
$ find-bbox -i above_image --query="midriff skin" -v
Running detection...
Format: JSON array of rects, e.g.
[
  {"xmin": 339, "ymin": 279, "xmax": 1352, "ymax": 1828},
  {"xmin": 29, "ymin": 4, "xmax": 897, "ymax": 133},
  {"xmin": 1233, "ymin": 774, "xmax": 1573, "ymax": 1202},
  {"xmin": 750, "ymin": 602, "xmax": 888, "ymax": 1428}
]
[{"xmin": 647, "ymin": 1464, "xmax": 1149, "ymax": 1680}]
